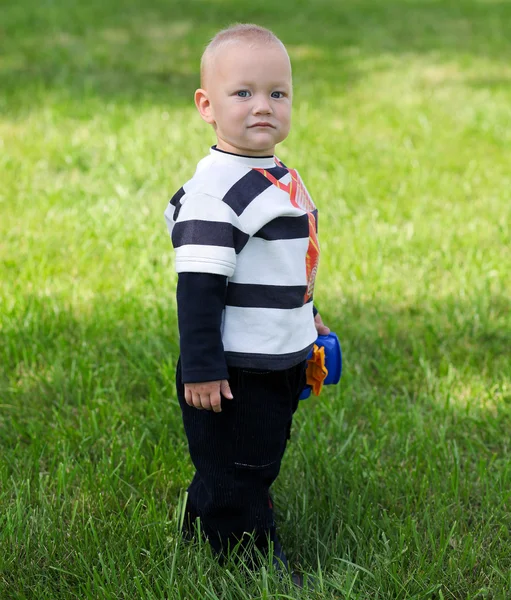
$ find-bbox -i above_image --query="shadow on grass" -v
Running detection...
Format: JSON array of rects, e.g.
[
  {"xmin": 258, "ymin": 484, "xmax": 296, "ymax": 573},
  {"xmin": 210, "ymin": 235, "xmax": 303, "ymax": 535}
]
[
  {"xmin": 0, "ymin": 293, "xmax": 180, "ymax": 474},
  {"xmin": 1, "ymin": 289, "xmax": 509, "ymax": 451},
  {"xmin": 1, "ymin": 0, "xmax": 511, "ymax": 114},
  {"xmin": 1, "ymin": 289, "xmax": 510, "ymax": 594}
]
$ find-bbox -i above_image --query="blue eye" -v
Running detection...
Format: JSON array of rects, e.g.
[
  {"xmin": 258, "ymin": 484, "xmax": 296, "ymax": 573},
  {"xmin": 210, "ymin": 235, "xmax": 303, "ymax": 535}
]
[
  {"xmin": 237, "ymin": 90, "xmax": 250, "ymax": 98},
  {"xmin": 271, "ymin": 91, "xmax": 284, "ymax": 99}
]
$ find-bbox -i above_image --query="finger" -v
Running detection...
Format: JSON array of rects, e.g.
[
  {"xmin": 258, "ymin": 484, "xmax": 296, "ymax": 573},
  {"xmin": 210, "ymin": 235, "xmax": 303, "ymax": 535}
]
[
  {"xmin": 210, "ymin": 391, "xmax": 222, "ymax": 413},
  {"xmin": 220, "ymin": 380, "xmax": 233, "ymax": 400},
  {"xmin": 184, "ymin": 386, "xmax": 193, "ymax": 407},
  {"xmin": 191, "ymin": 391, "xmax": 203, "ymax": 410},
  {"xmin": 200, "ymin": 394, "xmax": 212, "ymax": 411},
  {"xmin": 314, "ymin": 315, "xmax": 330, "ymax": 335}
]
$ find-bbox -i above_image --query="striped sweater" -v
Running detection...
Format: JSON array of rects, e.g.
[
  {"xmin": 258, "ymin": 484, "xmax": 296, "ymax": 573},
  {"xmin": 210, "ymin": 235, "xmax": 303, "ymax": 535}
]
[{"xmin": 164, "ymin": 147, "xmax": 320, "ymax": 383}]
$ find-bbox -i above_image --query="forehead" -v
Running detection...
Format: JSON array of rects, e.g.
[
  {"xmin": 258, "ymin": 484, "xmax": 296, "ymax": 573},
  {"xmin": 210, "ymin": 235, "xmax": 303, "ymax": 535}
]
[{"xmin": 204, "ymin": 41, "xmax": 292, "ymax": 87}]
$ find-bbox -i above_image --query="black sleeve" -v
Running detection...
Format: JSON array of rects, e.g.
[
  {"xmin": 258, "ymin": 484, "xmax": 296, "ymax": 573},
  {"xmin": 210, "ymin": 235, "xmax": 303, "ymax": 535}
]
[
  {"xmin": 313, "ymin": 305, "xmax": 318, "ymax": 317},
  {"xmin": 176, "ymin": 272, "xmax": 229, "ymax": 383}
]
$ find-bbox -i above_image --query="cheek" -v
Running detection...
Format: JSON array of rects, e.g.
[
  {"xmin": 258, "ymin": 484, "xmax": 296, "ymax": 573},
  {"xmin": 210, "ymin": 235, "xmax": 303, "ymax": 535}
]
[
  {"xmin": 278, "ymin": 107, "xmax": 292, "ymax": 130},
  {"xmin": 221, "ymin": 105, "xmax": 247, "ymax": 126}
]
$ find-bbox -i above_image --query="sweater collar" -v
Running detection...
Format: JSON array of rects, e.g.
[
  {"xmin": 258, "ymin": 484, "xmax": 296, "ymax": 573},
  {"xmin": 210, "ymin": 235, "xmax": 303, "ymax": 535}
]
[{"xmin": 210, "ymin": 146, "xmax": 277, "ymax": 170}]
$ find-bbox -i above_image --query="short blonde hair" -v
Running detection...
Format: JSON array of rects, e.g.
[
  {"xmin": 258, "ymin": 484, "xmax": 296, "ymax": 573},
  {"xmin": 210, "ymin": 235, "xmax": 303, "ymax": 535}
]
[{"xmin": 200, "ymin": 24, "xmax": 288, "ymax": 87}]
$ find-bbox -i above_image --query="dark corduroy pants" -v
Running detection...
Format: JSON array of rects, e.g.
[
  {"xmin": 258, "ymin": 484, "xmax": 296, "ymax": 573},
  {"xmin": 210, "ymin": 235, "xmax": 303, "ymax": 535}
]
[{"xmin": 176, "ymin": 358, "xmax": 307, "ymax": 557}]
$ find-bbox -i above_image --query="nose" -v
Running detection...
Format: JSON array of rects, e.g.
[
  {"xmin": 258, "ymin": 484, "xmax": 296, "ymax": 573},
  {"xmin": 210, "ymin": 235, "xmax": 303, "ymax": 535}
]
[{"xmin": 252, "ymin": 94, "xmax": 272, "ymax": 115}]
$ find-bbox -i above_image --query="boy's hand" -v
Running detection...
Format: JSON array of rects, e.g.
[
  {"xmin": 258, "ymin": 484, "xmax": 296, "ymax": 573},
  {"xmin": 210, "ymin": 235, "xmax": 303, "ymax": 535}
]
[
  {"xmin": 184, "ymin": 379, "xmax": 233, "ymax": 413},
  {"xmin": 314, "ymin": 312, "xmax": 331, "ymax": 336}
]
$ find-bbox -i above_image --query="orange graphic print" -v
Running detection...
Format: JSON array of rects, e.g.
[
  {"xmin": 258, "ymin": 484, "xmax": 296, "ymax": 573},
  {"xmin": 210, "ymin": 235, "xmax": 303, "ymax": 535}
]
[{"xmin": 254, "ymin": 161, "xmax": 320, "ymax": 303}]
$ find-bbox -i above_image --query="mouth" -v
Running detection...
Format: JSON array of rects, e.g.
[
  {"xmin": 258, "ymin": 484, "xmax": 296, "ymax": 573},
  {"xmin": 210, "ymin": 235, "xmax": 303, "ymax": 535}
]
[{"xmin": 249, "ymin": 122, "xmax": 275, "ymax": 128}]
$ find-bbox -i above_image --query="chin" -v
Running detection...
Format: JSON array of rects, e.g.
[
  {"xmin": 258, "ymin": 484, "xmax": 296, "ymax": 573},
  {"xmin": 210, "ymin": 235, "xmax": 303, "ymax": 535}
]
[
  {"xmin": 247, "ymin": 136, "xmax": 279, "ymax": 150},
  {"xmin": 249, "ymin": 141, "xmax": 276, "ymax": 153}
]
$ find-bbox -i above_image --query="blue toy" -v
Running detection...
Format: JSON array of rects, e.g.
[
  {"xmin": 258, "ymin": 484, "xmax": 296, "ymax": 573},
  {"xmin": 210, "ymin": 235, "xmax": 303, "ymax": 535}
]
[{"xmin": 299, "ymin": 332, "xmax": 342, "ymax": 400}]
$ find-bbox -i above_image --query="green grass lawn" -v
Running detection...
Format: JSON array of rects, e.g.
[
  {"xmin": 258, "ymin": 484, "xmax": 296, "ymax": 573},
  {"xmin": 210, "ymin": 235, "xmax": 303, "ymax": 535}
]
[{"xmin": 1, "ymin": 0, "xmax": 510, "ymax": 598}]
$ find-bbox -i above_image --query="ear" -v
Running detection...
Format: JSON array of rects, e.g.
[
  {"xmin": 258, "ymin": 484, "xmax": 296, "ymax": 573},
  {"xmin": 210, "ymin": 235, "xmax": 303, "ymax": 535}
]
[{"xmin": 194, "ymin": 89, "xmax": 215, "ymax": 124}]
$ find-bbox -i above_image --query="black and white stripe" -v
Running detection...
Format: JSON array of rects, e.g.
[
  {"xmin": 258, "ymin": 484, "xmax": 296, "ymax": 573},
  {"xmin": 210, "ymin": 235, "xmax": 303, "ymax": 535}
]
[
  {"xmin": 164, "ymin": 147, "xmax": 319, "ymax": 371},
  {"xmin": 254, "ymin": 213, "xmax": 313, "ymax": 240},
  {"xmin": 226, "ymin": 283, "xmax": 309, "ymax": 310},
  {"xmin": 172, "ymin": 220, "xmax": 250, "ymax": 254}
]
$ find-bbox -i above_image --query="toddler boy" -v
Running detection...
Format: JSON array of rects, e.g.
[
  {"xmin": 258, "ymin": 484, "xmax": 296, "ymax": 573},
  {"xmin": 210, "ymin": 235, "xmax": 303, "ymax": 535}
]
[{"xmin": 164, "ymin": 23, "xmax": 329, "ymax": 576}]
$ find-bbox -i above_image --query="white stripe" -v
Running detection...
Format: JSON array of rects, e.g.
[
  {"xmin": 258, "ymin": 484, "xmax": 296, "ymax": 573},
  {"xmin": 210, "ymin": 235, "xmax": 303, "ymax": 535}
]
[
  {"xmin": 222, "ymin": 304, "xmax": 317, "ymax": 355},
  {"xmin": 177, "ymin": 192, "xmax": 240, "ymax": 224},
  {"xmin": 175, "ymin": 245, "xmax": 236, "ymax": 277},
  {"xmin": 229, "ymin": 237, "xmax": 308, "ymax": 286}
]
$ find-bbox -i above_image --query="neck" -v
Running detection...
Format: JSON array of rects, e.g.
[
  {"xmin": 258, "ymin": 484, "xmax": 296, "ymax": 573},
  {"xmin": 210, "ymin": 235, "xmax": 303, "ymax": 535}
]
[{"xmin": 215, "ymin": 140, "xmax": 275, "ymax": 158}]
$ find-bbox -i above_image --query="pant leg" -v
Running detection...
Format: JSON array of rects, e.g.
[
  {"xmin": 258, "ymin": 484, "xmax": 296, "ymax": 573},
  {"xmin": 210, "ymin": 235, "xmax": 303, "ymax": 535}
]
[{"xmin": 175, "ymin": 358, "xmax": 307, "ymax": 556}]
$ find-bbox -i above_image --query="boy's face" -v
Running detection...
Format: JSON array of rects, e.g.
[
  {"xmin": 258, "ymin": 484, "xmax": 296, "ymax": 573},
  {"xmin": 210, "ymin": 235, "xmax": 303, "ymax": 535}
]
[{"xmin": 196, "ymin": 42, "xmax": 292, "ymax": 156}]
